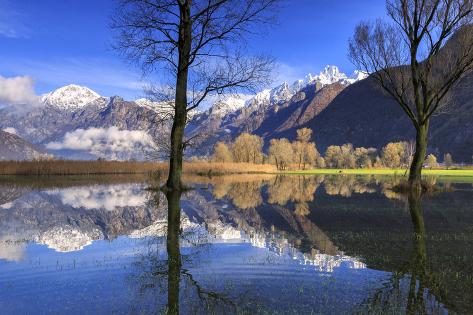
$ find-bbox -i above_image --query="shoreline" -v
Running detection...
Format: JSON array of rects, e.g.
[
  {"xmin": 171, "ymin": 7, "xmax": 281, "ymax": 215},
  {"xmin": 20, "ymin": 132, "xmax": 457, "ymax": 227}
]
[
  {"xmin": 0, "ymin": 160, "xmax": 472, "ymax": 178},
  {"xmin": 279, "ymin": 168, "xmax": 473, "ymax": 177}
]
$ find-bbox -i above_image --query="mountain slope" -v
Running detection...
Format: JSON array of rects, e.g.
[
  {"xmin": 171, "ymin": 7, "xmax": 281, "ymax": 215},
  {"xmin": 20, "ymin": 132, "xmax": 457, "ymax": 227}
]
[
  {"xmin": 276, "ymin": 72, "xmax": 473, "ymax": 162},
  {"xmin": 254, "ymin": 81, "xmax": 347, "ymax": 138},
  {"xmin": 187, "ymin": 66, "xmax": 366, "ymax": 154},
  {"xmin": 0, "ymin": 130, "xmax": 51, "ymax": 161},
  {"xmin": 0, "ymin": 86, "xmax": 170, "ymax": 160}
]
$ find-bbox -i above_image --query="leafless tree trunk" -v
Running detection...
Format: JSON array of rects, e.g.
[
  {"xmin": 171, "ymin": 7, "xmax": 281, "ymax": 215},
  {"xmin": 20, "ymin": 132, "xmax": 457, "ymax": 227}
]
[
  {"xmin": 165, "ymin": 188, "xmax": 182, "ymax": 314},
  {"xmin": 112, "ymin": 0, "xmax": 278, "ymax": 191},
  {"xmin": 349, "ymin": 0, "xmax": 473, "ymax": 192}
]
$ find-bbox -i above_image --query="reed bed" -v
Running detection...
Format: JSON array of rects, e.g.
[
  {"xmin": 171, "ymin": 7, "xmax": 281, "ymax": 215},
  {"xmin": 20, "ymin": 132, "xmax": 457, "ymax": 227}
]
[
  {"xmin": 0, "ymin": 160, "xmax": 277, "ymax": 176},
  {"xmin": 183, "ymin": 162, "xmax": 277, "ymax": 176},
  {"xmin": 0, "ymin": 160, "xmax": 167, "ymax": 176}
]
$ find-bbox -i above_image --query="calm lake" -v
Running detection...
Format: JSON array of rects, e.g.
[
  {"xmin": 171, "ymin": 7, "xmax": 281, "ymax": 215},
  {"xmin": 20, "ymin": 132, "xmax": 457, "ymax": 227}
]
[{"xmin": 0, "ymin": 174, "xmax": 472, "ymax": 314}]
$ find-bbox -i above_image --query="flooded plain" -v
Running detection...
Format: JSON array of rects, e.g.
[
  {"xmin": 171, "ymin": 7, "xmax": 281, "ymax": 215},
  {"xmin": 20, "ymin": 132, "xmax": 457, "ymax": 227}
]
[{"xmin": 0, "ymin": 174, "xmax": 472, "ymax": 314}]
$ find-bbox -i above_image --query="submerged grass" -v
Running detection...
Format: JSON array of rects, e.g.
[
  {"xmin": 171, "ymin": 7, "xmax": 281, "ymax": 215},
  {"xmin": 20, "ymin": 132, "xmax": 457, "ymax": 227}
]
[{"xmin": 282, "ymin": 168, "xmax": 473, "ymax": 177}]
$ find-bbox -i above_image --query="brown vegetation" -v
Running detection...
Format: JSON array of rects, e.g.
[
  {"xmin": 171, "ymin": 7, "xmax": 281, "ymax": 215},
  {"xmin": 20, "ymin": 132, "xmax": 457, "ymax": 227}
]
[
  {"xmin": 0, "ymin": 160, "xmax": 277, "ymax": 176},
  {"xmin": 0, "ymin": 160, "xmax": 166, "ymax": 176},
  {"xmin": 230, "ymin": 133, "xmax": 265, "ymax": 164},
  {"xmin": 183, "ymin": 162, "xmax": 276, "ymax": 176}
]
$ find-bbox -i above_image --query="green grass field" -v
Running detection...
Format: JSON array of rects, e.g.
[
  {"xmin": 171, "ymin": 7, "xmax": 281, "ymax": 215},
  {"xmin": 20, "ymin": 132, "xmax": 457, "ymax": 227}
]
[{"xmin": 281, "ymin": 168, "xmax": 473, "ymax": 177}]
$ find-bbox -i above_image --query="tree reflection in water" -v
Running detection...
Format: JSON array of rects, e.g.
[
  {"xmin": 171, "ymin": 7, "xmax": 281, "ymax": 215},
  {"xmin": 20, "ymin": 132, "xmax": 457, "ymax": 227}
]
[
  {"xmin": 406, "ymin": 192, "xmax": 429, "ymax": 314},
  {"xmin": 131, "ymin": 189, "xmax": 239, "ymax": 315},
  {"xmin": 1, "ymin": 175, "xmax": 472, "ymax": 313},
  {"xmin": 357, "ymin": 193, "xmax": 449, "ymax": 314},
  {"xmin": 127, "ymin": 175, "xmax": 472, "ymax": 314},
  {"xmin": 166, "ymin": 189, "xmax": 181, "ymax": 315}
]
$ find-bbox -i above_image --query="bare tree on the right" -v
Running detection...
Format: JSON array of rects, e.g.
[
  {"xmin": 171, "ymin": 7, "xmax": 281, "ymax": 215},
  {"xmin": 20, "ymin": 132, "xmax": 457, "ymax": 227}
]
[{"xmin": 349, "ymin": 0, "xmax": 473, "ymax": 191}]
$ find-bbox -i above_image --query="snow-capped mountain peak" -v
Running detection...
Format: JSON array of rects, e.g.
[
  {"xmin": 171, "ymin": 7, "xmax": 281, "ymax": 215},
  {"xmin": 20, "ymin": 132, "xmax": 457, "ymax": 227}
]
[
  {"xmin": 135, "ymin": 98, "xmax": 159, "ymax": 109},
  {"xmin": 41, "ymin": 84, "xmax": 102, "ymax": 109},
  {"xmin": 210, "ymin": 96, "xmax": 248, "ymax": 115},
  {"xmin": 306, "ymin": 65, "xmax": 346, "ymax": 85},
  {"xmin": 348, "ymin": 70, "xmax": 369, "ymax": 83},
  {"xmin": 246, "ymin": 65, "xmax": 365, "ymax": 112}
]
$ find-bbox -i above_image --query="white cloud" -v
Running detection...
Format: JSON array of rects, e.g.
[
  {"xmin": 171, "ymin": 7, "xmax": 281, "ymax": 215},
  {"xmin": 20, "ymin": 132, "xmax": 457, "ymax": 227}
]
[
  {"xmin": 0, "ymin": 57, "xmax": 144, "ymax": 99},
  {"xmin": 0, "ymin": 202, "xmax": 13, "ymax": 209},
  {"xmin": 47, "ymin": 184, "xmax": 148, "ymax": 211},
  {"xmin": 46, "ymin": 126, "xmax": 157, "ymax": 159},
  {"xmin": 0, "ymin": 236, "xmax": 26, "ymax": 261},
  {"xmin": 0, "ymin": 75, "xmax": 38, "ymax": 105},
  {"xmin": 2, "ymin": 127, "xmax": 17, "ymax": 135}
]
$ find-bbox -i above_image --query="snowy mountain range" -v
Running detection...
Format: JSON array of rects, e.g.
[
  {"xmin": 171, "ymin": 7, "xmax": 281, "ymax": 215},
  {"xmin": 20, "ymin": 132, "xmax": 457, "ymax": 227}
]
[
  {"xmin": 204, "ymin": 65, "xmax": 367, "ymax": 118},
  {"xmin": 0, "ymin": 85, "xmax": 171, "ymax": 160},
  {"xmin": 0, "ymin": 65, "xmax": 367, "ymax": 160},
  {"xmin": 186, "ymin": 65, "xmax": 368, "ymax": 154}
]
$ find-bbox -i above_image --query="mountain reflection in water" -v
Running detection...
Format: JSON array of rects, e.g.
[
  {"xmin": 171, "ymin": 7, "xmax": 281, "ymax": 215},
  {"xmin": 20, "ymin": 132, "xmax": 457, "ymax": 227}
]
[{"xmin": 0, "ymin": 175, "xmax": 472, "ymax": 314}]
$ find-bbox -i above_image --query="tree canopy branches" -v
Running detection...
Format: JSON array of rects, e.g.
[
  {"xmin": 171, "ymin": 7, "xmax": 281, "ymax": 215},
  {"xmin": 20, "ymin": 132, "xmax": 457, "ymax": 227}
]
[
  {"xmin": 349, "ymin": 0, "xmax": 473, "ymax": 130},
  {"xmin": 112, "ymin": 0, "xmax": 279, "ymax": 112},
  {"xmin": 348, "ymin": 0, "xmax": 473, "ymax": 187}
]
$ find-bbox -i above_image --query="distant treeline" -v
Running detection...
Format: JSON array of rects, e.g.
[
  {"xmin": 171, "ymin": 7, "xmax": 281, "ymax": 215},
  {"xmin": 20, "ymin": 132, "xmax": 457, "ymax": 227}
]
[{"xmin": 211, "ymin": 128, "xmax": 459, "ymax": 171}]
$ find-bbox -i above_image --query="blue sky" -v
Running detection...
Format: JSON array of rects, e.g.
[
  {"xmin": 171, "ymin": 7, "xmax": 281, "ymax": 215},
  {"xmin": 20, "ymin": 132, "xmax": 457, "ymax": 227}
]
[{"xmin": 0, "ymin": 0, "xmax": 387, "ymax": 100}]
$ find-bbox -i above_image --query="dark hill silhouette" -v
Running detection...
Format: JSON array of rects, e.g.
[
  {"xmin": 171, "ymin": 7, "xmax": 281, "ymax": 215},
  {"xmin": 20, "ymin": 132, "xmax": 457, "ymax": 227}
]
[{"xmin": 272, "ymin": 72, "xmax": 473, "ymax": 162}]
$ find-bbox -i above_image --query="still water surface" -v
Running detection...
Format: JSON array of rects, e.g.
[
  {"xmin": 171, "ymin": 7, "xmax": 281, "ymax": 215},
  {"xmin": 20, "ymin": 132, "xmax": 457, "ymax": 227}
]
[{"xmin": 0, "ymin": 175, "xmax": 472, "ymax": 314}]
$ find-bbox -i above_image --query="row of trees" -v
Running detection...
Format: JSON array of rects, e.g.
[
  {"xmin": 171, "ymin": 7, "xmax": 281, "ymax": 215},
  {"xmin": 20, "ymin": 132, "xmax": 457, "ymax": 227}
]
[
  {"xmin": 212, "ymin": 128, "xmax": 457, "ymax": 170},
  {"xmin": 213, "ymin": 133, "xmax": 265, "ymax": 164},
  {"xmin": 269, "ymin": 128, "xmax": 319, "ymax": 170},
  {"xmin": 212, "ymin": 128, "xmax": 320, "ymax": 170}
]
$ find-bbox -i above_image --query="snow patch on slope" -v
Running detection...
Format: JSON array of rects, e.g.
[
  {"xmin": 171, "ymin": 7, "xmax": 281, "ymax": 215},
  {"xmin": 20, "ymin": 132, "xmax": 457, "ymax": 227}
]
[{"xmin": 209, "ymin": 95, "xmax": 252, "ymax": 116}]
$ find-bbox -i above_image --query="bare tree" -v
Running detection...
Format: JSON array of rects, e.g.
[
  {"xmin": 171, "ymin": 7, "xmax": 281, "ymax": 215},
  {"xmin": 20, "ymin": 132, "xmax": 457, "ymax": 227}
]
[
  {"xmin": 349, "ymin": 0, "xmax": 473, "ymax": 191},
  {"xmin": 293, "ymin": 127, "xmax": 317, "ymax": 169},
  {"xmin": 269, "ymin": 138, "xmax": 294, "ymax": 170},
  {"xmin": 444, "ymin": 152, "xmax": 454, "ymax": 169},
  {"xmin": 212, "ymin": 141, "xmax": 233, "ymax": 162},
  {"xmin": 231, "ymin": 133, "xmax": 264, "ymax": 163},
  {"xmin": 112, "ymin": 0, "xmax": 279, "ymax": 190}
]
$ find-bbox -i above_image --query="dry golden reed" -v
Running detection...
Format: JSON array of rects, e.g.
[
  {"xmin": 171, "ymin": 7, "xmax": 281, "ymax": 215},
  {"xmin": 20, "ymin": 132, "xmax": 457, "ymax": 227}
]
[
  {"xmin": 0, "ymin": 160, "xmax": 277, "ymax": 176},
  {"xmin": 183, "ymin": 162, "xmax": 277, "ymax": 175}
]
